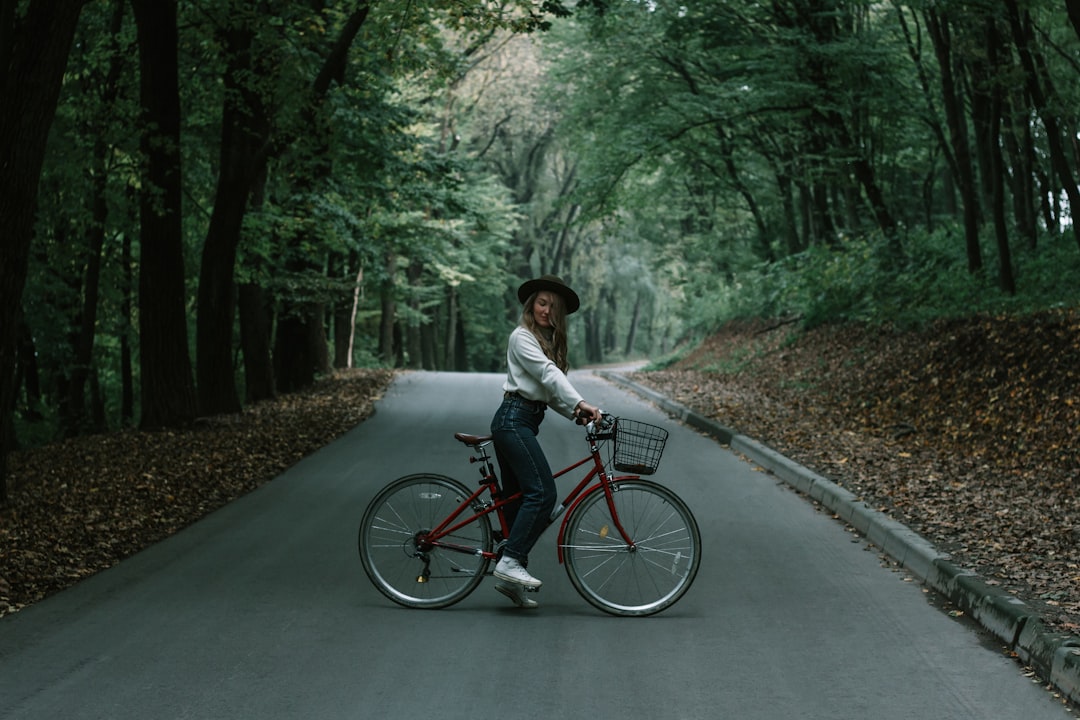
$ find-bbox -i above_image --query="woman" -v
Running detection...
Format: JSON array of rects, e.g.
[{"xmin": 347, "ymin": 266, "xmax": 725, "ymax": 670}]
[{"xmin": 491, "ymin": 275, "xmax": 602, "ymax": 609}]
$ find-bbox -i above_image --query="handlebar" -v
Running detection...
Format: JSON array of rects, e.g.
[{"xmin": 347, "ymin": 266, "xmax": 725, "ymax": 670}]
[{"xmin": 584, "ymin": 411, "xmax": 615, "ymax": 437}]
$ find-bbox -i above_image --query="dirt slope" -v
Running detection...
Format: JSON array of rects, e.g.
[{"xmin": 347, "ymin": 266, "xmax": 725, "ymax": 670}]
[
  {"xmin": 633, "ymin": 309, "xmax": 1080, "ymax": 632},
  {"xmin": 0, "ymin": 369, "xmax": 393, "ymax": 617}
]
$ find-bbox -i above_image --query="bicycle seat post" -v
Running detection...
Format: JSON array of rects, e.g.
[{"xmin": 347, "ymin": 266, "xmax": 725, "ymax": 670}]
[{"xmin": 470, "ymin": 441, "xmax": 499, "ymax": 492}]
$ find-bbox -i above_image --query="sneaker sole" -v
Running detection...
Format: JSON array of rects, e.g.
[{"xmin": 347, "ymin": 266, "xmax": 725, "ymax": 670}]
[
  {"xmin": 495, "ymin": 583, "xmax": 538, "ymax": 609},
  {"xmin": 493, "ymin": 569, "xmax": 542, "ymax": 589}
]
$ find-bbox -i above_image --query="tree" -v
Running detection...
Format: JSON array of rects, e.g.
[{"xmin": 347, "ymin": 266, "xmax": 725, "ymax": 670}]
[
  {"xmin": 1004, "ymin": 0, "xmax": 1080, "ymax": 250},
  {"xmin": 547, "ymin": 0, "xmax": 1080, "ymax": 334},
  {"xmin": 0, "ymin": 0, "xmax": 87, "ymax": 504},
  {"xmin": 57, "ymin": 0, "xmax": 130, "ymax": 436},
  {"xmin": 272, "ymin": 3, "xmax": 371, "ymax": 392},
  {"xmin": 13, "ymin": 0, "xmax": 1077, "ymax": 472},
  {"xmin": 966, "ymin": 8, "xmax": 1015, "ymax": 292},
  {"xmin": 195, "ymin": 0, "xmax": 274, "ymax": 416},
  {"xmin": 130, "ymin": 0, "xmax": 198, "ymax": 429},
  {"xmin": 1, "ymin": 0, "xmax": 632, "ymax": 471}
]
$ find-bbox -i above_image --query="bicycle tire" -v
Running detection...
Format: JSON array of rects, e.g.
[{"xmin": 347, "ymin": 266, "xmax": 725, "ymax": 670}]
[
  {"xmin": 562, "ymin": 479, "xmax": 701, "ymax": 616},
  {"xmin": 359, "ymin": 473, "xmax": 492, "ymax": 609}
]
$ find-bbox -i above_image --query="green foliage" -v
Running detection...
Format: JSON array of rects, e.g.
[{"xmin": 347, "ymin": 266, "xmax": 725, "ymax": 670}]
[
  {"xmin": 686, "ymin": 226, "xmax": 1080, "ymax": 335},
  {"xmin": 549, "ymin": 0, "xmax": 1080, "ymax": 349},
  {"xmin": 11, "ymin": 0, "xmax": 1080, "ymax": 452}
]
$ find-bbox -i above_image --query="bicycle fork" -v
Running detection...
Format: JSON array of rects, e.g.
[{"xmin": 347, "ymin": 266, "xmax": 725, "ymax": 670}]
[{"xmin": 553, "ymin": 474, "xmax": 640, "ymax": 563}]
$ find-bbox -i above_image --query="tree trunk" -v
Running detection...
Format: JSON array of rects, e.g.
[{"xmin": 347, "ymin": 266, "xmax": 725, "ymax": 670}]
[
  {"xmin": 925, "ymin": 8, "xmax": 983, "ymax": 272},
  {"xmin": 624, "ymin": 291, "xmax": 641, "ymax": 357},
  {"xmin": 405, "ymin": 259, "xmax": 423, "ymax": 369},
  {"xmin": 602, "ymin": 286, "xmax": 617, "ymax": 357},
  {"xmin": 345, "ymin": 262, "xmax": 364, "ymax": 369},
  {"xmin": 235, "ymin": 143, "xmax": 276, "ymax": 403},
  {"xmin": 452, "ymin": 313, "xmax": 467, "ymax": 371},
  {"xmin": 809, "ymin": 181, "xmax": 834, "ymax": 246},
  {"xmin": 379, "ymin": 252, "xmax": 397, "ymax": 366},
  {"xmin": 333, "ymin": 301, "xmax": 352, "ymax": 370},
  {"xmin": 64, "ymin": 179, "xmax": 107, "ymax": 436},
  {"xmin": 979, "ymin": 16, "xmax": 1015, "ymax": 294},
  {"xmin": 272, "ymin": 2, "xmax": 371, "ymax": 388},
  {"xmin": 196, "ymin": 4, "xmax": 270, "ymax": 416},
  {"xmin": 1034, "ymin": 167, "xmax": 1058, "ymax": 236},
  {"xmin": 720, "ymin": 130, "xmax": 774, "ymax": 262},
  {"xmin": 66, "ymin": 0, "xmax": 126, "ymax": 437},
  {"xmin": 121, "ymin": 215, "xmax": 135, "ymax": 425},
  {"xmin": 16, "ymin": 319, "xmax": 44, "ymax": 423},
  {"xmin": 896, "ymin": 4, "xmax": 956, "ymax": 232},
  {"xmin": 237, "ymin": 282, "xmax": 276, "ymax": 402},
  {"xmin": 583, "ymin": 307, "xmax": 602, "ymax": 365},
  {"xmin": 1004, "ymin": 0, "xmax": 1080, "ymax": 250},
  {"xmin": 329, "ymin": 251, "xmax": 352, "ymax": 369},
  {"xmin": 442, "ymin": 286, "xmax": 458, "ymax": 371},
  {"xmin": 796, "ymin": 180, "xmax": 813, "ymax": 249},
  {"xmin": 0, "ymin": 0, "xmax": 87, "ymax": 504},
  {"xmin": 1000, "ymin": 93, "xmax": 1038, "ymax": 250},
  {"xmin": 274, "ymin": 307, "xmax": 326, "ymax": 393},
  {"xmin": 773, "ymin": 163, "xmax": 802, "ymax": 255},
  {"xmin": 131, "ymin": 0, "xmax": 197, "ymax": 429},
  {"xmin": 1067, "ymin": 0, "xmax": 1080, "ymax": 42},
  {"xmin": 423, "ymin": 322, "xmax": 439, "ymax": 371},
  {"xmin": 844, "ymin": 153, "xmax": 897, "ymax": 247}
]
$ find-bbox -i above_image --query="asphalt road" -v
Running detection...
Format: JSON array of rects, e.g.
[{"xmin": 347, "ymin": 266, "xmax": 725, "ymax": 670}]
[{"xmin": 0, "ymin": 371, "xmax": 1070, "ymax": 719}]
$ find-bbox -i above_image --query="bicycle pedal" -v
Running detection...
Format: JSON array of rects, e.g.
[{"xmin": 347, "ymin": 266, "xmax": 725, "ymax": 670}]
[{"xmin": 523, "ymin": 585, "xmax": 540, "ymax": 594}]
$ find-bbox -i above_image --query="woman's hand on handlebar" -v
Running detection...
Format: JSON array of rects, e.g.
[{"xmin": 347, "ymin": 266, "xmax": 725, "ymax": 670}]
[{"xmin": 574, "ymin": 401, "xmax": 602, "ymax": 425}]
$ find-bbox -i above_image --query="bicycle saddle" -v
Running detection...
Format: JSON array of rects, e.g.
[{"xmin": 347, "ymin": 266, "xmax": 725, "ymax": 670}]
[{"xmin": 454, "ymin": 432, "xmax": 492, "ymax": 446}]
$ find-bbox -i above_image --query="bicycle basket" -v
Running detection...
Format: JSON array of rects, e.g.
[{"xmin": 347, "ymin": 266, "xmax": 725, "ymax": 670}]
[{"xmin": 608, "ymin": 418, "xmax": 669, "ymax": 475}]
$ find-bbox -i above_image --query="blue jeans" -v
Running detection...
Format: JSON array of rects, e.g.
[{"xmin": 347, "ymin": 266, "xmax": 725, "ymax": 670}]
[{"xmin": 491, "ymin": 395, "xmax": 555, "ymax": 563}]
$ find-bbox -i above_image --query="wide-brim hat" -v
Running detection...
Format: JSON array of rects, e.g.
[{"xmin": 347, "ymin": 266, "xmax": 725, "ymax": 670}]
[{"xmin": 517, "ymin": 274, "xmax": 580, "ymax": 315}]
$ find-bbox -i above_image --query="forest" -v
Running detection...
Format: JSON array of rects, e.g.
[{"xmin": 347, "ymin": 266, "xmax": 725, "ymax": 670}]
[{"xmin": 1, "ymin": 0, "xmax": 1078, "ymax": 506}]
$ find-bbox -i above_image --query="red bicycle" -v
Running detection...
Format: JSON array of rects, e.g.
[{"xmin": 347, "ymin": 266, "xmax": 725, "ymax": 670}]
[{"xmin": 358, "ymin": 414, "xmax": 701, "ymax": 616}]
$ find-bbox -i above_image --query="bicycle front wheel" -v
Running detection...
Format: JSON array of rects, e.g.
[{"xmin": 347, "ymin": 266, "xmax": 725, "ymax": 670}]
[
  {"xmin": 359, "ymin": 474, "xmax": 492, "ymax": 609},
  {"xmin": 562, "ymin": 479, "xmax": 701, "ymax": 616}
]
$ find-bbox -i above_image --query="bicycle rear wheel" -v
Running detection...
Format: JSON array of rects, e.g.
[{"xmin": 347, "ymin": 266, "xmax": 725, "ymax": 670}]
[
  {"xmin": 562, "ymin": 479, "xmax": 700, "ymax": 616},
  {"xmin": 359, "ymin": 474, "xmax": 492, "ymax": 609}
]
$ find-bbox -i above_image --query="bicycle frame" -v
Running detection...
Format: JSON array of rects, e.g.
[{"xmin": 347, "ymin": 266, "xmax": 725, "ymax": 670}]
[
  {"xmin": 419, "ymin": 426, "xmax": 638, "ymax": 564},
  {"xmin": 360, "ymin": 413, "xmax": 698, "ymax": 616}
]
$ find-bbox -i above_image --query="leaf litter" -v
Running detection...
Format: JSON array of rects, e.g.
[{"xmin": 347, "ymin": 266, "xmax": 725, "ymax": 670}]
[
  {"xmin": 0, "ymin": 369, "xmax": 392, "ymax": 617},
  {"xmin": 634, "ymin": 309, "xmax": 1080, "ymax": 634}
]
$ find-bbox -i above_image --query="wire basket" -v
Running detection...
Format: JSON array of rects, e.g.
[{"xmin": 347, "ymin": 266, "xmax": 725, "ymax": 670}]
[{"xmin": 608, "ymin": 418, "xmax": 669, "ymax": 475}]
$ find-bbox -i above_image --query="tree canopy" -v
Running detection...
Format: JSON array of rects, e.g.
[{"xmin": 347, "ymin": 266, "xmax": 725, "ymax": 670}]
[{"xmin": 1, "ymin": 0, "xmax": 1078, "ymax": 502}]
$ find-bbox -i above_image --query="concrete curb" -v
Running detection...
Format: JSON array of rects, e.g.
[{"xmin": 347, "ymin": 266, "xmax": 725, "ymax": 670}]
[{"xmin": 596, "ymin": 369, "xmax": 1080, "ymax": 703}]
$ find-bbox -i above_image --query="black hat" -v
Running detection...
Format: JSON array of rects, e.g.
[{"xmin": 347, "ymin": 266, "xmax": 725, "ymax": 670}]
[{"xmin": 517, "ymin": 274, "xmax": 580, "ymax": 314}]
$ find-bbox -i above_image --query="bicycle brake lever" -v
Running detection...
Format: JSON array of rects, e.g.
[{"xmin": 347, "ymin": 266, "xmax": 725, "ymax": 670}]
[{"xmin": 585, "ymin": 410, "xmax": 608, "ymax": 433}]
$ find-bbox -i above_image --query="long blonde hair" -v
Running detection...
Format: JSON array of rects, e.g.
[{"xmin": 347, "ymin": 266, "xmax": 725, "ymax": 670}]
[{"xmin": 521, "ymin": 291, "xmax": 570, "ymax": 373}]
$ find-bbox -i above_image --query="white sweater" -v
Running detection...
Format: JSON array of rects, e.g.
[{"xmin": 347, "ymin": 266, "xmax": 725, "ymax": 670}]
[{"xmin": 501, "ymin": 326, "xmax": 584, "ymax": 420}]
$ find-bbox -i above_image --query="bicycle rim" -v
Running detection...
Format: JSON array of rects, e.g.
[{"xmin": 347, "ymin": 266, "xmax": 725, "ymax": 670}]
[
  {"xmin": 359, "ymin": 474, "xmax": 492, "ymax": 609},
  {"xmin": 562, "ymin": 480, "xmax": 701, "ymax": 616}
]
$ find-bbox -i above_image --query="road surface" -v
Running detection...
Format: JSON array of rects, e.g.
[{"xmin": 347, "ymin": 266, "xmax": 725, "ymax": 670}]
[{"xmin": 0, "ymin": 371, "xmax": 1068, "ymax": 718}]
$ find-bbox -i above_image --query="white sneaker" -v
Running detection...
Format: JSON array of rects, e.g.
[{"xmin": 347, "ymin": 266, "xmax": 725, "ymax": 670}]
[
  {"xmin": 494, "ymin": 556, "xmax": 542, "ymax": 588},
  {"xmin": 495, "ymin": 582, "xmax": 538, "ymax": 609}
]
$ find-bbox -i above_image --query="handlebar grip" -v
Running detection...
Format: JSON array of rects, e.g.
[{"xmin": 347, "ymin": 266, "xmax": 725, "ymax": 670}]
[{"xmin": 585, "ymin": 411, "xmax": 611, "ymax": 433}]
